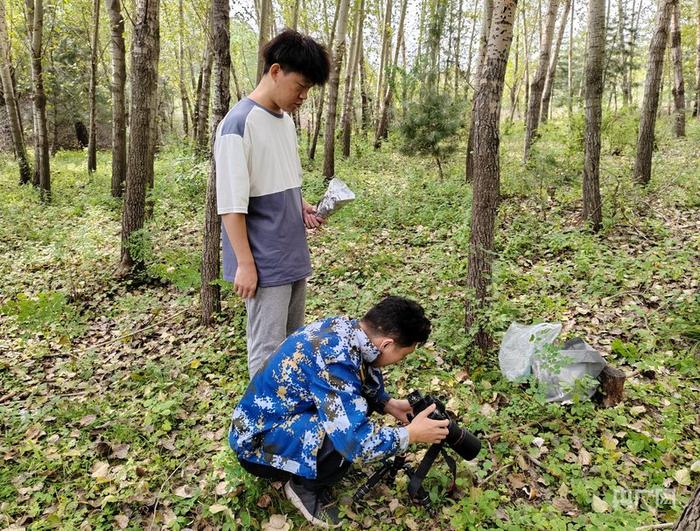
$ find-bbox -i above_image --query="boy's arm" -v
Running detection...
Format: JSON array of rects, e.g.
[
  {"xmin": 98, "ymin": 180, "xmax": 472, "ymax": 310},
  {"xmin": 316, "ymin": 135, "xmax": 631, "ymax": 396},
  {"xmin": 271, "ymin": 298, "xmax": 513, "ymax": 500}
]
[{"xmin": 221, "ymin": 213, "xmax": 257, "ymax": 299}]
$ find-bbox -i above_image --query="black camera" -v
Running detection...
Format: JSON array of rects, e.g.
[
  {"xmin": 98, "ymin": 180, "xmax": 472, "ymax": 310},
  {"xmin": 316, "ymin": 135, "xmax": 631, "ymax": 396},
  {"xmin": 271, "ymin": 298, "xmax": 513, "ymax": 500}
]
[{"xmin": 407, "ymin": 390, "xmax": 481, "ymax": 461}]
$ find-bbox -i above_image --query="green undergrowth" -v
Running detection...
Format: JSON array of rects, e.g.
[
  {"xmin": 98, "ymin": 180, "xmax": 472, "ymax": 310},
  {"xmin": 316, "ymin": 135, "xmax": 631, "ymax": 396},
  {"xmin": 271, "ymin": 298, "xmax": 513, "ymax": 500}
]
[{"xmin": 0, "ymin": 115, "xmax": 698, "ymax": 530}]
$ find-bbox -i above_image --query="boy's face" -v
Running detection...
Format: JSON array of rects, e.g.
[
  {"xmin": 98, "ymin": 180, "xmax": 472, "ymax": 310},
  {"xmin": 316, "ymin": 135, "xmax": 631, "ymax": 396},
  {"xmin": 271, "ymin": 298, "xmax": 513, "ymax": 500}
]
[
  {"xmin": 270, "ymin": 64, "xmax": 313, "ymax": 113},
  {"xmin": 372, "ymin": 340, "xmax": 417, "ymax": 368}
]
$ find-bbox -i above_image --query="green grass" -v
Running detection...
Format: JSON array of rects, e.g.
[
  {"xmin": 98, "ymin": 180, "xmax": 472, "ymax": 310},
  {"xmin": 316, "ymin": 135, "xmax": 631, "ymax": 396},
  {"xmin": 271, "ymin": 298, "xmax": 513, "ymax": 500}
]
[{"xmin": 0, "ymin": 115, "xmax": 698, "ymax": 530}]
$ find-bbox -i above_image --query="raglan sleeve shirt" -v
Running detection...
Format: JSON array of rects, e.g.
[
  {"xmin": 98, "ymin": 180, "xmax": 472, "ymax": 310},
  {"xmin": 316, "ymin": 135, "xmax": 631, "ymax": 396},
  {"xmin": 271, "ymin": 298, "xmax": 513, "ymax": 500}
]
[{"xmin": 215, "ymin": 117, "xmax": 250, "ymax": 215}]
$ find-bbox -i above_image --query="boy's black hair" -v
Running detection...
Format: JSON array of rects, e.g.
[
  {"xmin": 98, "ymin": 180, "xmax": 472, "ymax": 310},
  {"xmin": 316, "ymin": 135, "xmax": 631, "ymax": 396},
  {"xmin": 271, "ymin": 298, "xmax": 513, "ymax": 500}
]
[
  {"xmin": 262, "ymin": 29, "xmax": 331, "ymax": 86},
  {"xmin": 362, "ymin": 296, "xmax": 431, "ymax": 347}
]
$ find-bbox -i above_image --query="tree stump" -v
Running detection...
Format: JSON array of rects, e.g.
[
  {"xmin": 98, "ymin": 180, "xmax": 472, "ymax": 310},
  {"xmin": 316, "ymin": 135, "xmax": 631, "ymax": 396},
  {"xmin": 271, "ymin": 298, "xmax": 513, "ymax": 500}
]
[
  {"xmin": 596, "ymin": 364, "xmax": 626, "ymax": 407},
  {"xmin": 674, "ymin": 484, "xmax": 700, "ymax": 530}
]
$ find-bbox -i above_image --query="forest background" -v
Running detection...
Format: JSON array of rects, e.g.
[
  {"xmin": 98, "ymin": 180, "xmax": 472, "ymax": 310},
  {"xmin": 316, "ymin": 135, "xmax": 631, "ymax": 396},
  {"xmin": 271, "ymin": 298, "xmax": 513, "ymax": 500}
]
[{"xmin": 0, "ymin": 0, "xmax": 699, "ymax": 528}]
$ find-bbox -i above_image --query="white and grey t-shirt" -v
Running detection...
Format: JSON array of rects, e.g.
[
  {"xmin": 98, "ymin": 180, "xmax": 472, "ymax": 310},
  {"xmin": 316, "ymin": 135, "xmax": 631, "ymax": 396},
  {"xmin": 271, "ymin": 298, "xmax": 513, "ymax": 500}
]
[{"xmin": 215, "ymin": 98, "xmax": 311, "ymax": 287}]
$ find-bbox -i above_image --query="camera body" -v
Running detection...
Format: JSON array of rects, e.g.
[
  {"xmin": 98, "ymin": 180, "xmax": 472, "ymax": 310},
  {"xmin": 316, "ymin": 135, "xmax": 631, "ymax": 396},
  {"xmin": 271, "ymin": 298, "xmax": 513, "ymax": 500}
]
[{"xmin": 407, "ymin": 390, "xmax": 481, "ymax": 461}]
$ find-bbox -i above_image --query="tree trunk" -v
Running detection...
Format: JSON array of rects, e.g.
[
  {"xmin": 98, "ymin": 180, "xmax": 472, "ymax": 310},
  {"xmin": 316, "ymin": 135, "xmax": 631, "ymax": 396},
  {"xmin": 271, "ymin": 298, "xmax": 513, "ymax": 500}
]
[
  {"xmin": 541, "ymin": 0, "xmax": 571, "ymax": 123},
  {"xmin": 201, "ymin": 0, "xmax": 230, "ymax": 325},
  {"xmin": 524, "ymin": 0, "xmax": 559, "ymax": 161},
  {"xmin": 26, "ymin": 0, "xmax": 50, "ymax": 199},
  {"xmin": 670, "ymin": 1, "xmax": 685, "ymax": 137},
  {"xmin": 118, "ymin": 0, "xmax": 159, "ymax": 275},
  {"xmin": 465, "ymin": 0, "xmax": 518, "ymax": 353},
  {"xmin": 340, "ymin": 0, "xmax": 364, "ymax": 158},
  {"xmin": 106, "ymin": 0, "xmax": 127, "ymax": 198},
  {"xmin": 374, "ymin": 0, "xmax": 392, "ymax": 126},
  {"xmin": 568, "ymin": 0, "xmax": 574, "ymax": 112},
  {"xmin": 695, "ymin": 0, "xmax": 700, "ymax": 117},
  {"xmin": 582, "ymin": 0, "xmax": 605, "ymax": 232},
  {"xmin": 256, "ymin": 0, "xmax": 272, "ymax": 83},
  {"xmin": 674, "ymin": 484, "xmax": 700, "ymax": 530},
  {"xmin": 634, "ymin": 0, "xmax": 675, "ymax": 186},
  {"xmin": 375, "ymin": 0, "xmax": 407, "ymax": 148},
  {"xmin": 359, "ymin": 40, "xmax": 369, "ymax": 131},
  {"xmin": 522, "ymin": 6, "xmax": 531, "ymax": 122},
  {"xmin": 87, "ymin": 0, "xmax": 100, "ymax": 173},
  {"xmin": 0, "ymin": 0, "xmax": 31, "ymax": 184},
  {"xmin": 195, "ymin": 40, "xmax": 214, "ymax": 154},
  {"xmin": 465, "ymin": 0, "xmax": 493, "ymax": 181},
  {"xmin": 322, "ymin": 0, "xmax": 351, "ymax": 180},
  {"xmin": 178, "ymin": 0, "xmax": 190, "ymax": 137},
  {"xmin": 453, "ymin": 0, "xmax": 464, "ymax": 99}
]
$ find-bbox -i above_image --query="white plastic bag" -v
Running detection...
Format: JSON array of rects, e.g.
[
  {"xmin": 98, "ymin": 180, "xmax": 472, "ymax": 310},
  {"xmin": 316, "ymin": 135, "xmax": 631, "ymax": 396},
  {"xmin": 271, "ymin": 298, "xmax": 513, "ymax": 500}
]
[
  {"xmin": 531, "ymin": 338, "xmax": 606, "ymax": 403},
  {"xmin": 498, "ymin": 322, "xmax": 562, "ymax": 381},
  {"xmin": 316, "ymin": 177, "xmax": 356, "ymax": 219}
]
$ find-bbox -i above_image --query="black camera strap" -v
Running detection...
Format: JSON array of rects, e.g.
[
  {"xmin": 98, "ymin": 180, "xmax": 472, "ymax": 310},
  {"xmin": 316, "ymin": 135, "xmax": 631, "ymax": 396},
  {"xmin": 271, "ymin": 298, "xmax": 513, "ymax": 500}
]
[{"xmin": 407, "ymin": 443, "xmax": 457, "ymax": 505}]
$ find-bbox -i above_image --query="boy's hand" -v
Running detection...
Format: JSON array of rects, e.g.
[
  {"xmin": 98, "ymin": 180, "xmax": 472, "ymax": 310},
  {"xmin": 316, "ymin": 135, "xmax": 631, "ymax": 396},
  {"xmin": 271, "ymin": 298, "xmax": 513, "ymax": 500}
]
[
  {"xmin": 384, "ymin": 399, "xmax": 412, "ymax": 425},
  {"xmin": 234, "ymin": 263, "xmax": 258, "ymax": 299},
  {"xmin": 302, "ymin": 201, "xmax": 325, "ymax": 229},
  {"xmin": 406, "ymin": 404, "xmax": 450, "ymax": 444}
]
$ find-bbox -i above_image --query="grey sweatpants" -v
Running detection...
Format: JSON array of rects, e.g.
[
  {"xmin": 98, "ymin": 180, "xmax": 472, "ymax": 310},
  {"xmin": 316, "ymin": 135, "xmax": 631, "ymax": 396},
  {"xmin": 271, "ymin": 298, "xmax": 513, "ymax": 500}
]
[{"xmin": 244, "ymin": 278, "xmax": 306, "ymax": 379}]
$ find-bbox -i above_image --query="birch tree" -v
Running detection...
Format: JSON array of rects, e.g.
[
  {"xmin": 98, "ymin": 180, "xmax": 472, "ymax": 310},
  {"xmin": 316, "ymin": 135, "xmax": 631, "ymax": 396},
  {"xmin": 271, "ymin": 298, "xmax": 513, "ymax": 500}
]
[
  {"xmin": 669, "ymin": 0, "xmax": 685, "ymax": 136},
  {"xmin": 541, "ymin": 0, "xmax": 571, "ymax": 123},
  {"xmin": 87, "ymin": 0, "xmax": 100, "ymax": 173}
]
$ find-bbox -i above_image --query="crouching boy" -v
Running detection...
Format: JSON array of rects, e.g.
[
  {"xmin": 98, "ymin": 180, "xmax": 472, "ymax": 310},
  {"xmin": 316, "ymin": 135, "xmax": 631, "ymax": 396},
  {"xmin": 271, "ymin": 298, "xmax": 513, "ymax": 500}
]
[{"xmin": 228, "ymin": 296, "xmax": 450, "ymax": 528}]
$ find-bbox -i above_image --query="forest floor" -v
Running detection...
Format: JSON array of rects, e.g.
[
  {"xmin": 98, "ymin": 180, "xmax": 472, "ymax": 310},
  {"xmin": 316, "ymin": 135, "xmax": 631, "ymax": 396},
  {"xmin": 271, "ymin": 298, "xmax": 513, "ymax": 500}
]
[{"xmin": 0, "ymin": 114, "xmax": 699, "ymax": 530}]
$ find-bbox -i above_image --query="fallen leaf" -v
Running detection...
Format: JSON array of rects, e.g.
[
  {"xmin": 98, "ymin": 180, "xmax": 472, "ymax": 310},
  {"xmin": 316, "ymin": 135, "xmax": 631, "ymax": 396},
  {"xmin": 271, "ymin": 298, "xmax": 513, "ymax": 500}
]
[
  {"xmin": 691, "ymin": 460, "xmax": 700, "ymax": 473},
  {"xmin": 79, "ymin": 415, "xmax": 97, "ymax": 427},
  {"xmin": 110, "ymin": 444, "xmax": 129, "ymax": 460},
  {"xmin": 174, "ymin": 485, "xmax": 194, "ymax": 498},
  {"xmin": 90, "ymin": 461, "xmax": 110, "ymax": 480},
  {"xmin": 532, "ymin": 437, "xmax": 545, "ymax": 448},
  {"xmin": 257, "ymin": 493, "xmax": 272, "ymax": 508},
  {"xmin": 592, "ymin": 495, "xmax": 609, "ymax": 513},
  {"xmin": 209, "ymin": 504, "xmax": 229, "ymax": 514},
  {"xmin": 630, "ymin": 405, "xmax": 647, "ymax": 416},
  {"xmin": 508, "ymin": 473, "xmax": 526, "ymax": 489},
  {"xmin": 214, "ymin": 481, "xmax": 228, "ymax": 495},
  {"xmin": 262, "ymin": 514, "xmax": 290, "ymax": 530},
  {"xmin": 114, "ymin": 514, "xmax": 129, "ymax": 529},
  {"xmin": 578, "ymin": 448, "xmax": 592, "ymax": 466},
  {"xmin": 552, "ymin": 497, "xmax": 578, "ymax": 514},
  {"xmin": 674, "ymin": 468, "xmax": 691, "ymax": 486},
  {"xmin": 389, "ymin": 498, "xmax": 401, "ymax": 512}
]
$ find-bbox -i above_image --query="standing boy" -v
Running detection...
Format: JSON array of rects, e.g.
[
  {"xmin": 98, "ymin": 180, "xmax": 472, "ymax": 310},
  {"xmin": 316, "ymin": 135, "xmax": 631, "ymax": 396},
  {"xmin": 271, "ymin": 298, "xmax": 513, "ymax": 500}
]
[{"xmin": 215, "ymin": 30, "xmax": 330, "ymax": 378}]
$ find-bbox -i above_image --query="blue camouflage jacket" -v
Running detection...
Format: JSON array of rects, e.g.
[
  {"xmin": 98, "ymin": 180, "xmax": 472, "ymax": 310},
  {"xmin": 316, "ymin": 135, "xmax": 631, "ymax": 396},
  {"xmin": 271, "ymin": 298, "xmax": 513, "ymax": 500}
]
[{"xmin": 228, "ymin": 316, "xmax": 409, "ymax": 479}]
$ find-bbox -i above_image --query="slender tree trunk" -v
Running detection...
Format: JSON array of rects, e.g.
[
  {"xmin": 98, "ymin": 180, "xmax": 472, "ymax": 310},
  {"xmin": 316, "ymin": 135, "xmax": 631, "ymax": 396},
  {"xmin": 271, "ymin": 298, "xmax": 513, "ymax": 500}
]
[
  {"xmin": 453, "ymin": 0, "xmax": 464, "ymax": 99},
  {"xmin": 464, "ymin": 0, "xmax": 479, "ymax": 100},
  {"xmin": 541, "ymin": 0, "xmax": 571, "ymax": 123},
  {"xmin": 625, "ymin": 0, "xmax": 642, "ymax": 106},
  {"xmin": 375, "ymin": 0, "xmax": 407, "ymax": 148},
  {"xmin": 634, "ymin": 0, "xmax": 675, "ymax": 185},
  {"xmin": 106, "ymin": 0, "xmax": 126, "ymax": 197},
  {"xmin": 508, "ymin": 28, "xmax": 521, "ymax": 123},
  {"xmin": 465, "ymin": 0, "xmax": 518, "ymax": 352},
  {"xmin": 178, "ymin": 0, "xmax": 190, "ymax": 136},
  {"xmin": 465, "ymin": 0, "xmax": 493, "ymax": 180},
  {"xmin": 0, "ymin": 0, "xmax": 31, "ymax": 184},
  {"xmin": 118, "ymin": 0, "xmax": 160, "ymax": 275},
  {"xmin": 322, "ymin": 0, "xmax": 351, "ymax": 180},
  {"xmin": 201, "ymin": 0, "xmax": 230, "ymax": 325},
  {"xmin": 374, "ymin": 0, "xmax": 392, "ymax": 125},
  {"xmin": 618, "ymin": 0, "xmax": 630, "ymax": 106},
  {"xmin": 524, "ymin": 0, "xmax": 559, "ymax": 161},
  {"xmin": 359, "ymin": 40, "xmax": 369, "ymax": 131},
  {"xmin": 670, "ymin": 1, "xmax": 685, "ymax": 136},
  {"xmin": 568, "ymin": 0, "xmax": 574, "ymax": 113},
  {"xmin": 26, "ymin": 0, "xmax": 50, "ymax": 198},
  {"xmin": 582, "ymin": 0, "xmax": 605, "ymax": 231},
  {"xmin": 695, "ymin": 0, "xmax": 700, "ymax": 117},
  {"xmin": 340, "ymin": 0, "xmax": 363, "ymax": 158},
  {"xmin": 87, "ymin": 0, "xmax": 100, "ymax": 173},
  {"xmin": 674, "ymin": 484, "xmax": 700, "ymax": 530},
  {"xmin": 256, "ymin": 0, "xmax": 272, "ymax": 83},
  {"xmin": 196, "ymin": 40, "xmax": 214, "ymax": 153},
  {"xmin": 523, "ymin": 6, "xmax": 531, "ymax": 122}
]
